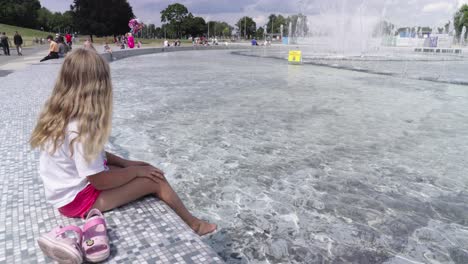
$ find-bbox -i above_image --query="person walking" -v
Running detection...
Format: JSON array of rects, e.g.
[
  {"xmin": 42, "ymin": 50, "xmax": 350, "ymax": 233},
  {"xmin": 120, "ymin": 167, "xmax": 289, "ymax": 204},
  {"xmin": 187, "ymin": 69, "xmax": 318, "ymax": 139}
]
[
  {"xmin": 1, "ymin": 32, "xmax": 11, "ymax": 56},
  {"xmin": 14, "ymin": 31, "xmax": 23, "ymax": 56},
  {"xmin": 40, "ymin": 35, "xmax": 59, "ymax": 62},
  {"xmin": 65, "ymin": 32, "xmax": 72, "ymax": 49}
]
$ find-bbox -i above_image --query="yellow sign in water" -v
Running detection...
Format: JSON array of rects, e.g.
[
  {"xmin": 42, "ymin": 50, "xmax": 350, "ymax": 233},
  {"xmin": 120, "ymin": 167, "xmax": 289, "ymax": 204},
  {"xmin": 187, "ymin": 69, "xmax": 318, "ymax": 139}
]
[{"xmin": 288, "ymin": 50, "xmax": 302, "ymax": 64}]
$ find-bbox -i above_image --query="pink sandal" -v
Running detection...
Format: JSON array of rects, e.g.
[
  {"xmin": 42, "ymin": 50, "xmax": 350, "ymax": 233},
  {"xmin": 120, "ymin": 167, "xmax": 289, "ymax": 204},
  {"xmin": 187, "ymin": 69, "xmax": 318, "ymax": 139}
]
[
  {"xmin": 37, "ymin": 225, "xmax": 83, "ymax": 264},
  {"xmin": 82, "ymin": 209, "xmax": 110, "ymax": 263}
]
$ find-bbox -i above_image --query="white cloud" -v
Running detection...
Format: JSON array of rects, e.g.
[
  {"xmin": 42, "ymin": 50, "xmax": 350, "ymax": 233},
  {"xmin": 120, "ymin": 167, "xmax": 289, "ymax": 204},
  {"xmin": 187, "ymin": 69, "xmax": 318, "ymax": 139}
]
[
  {"xmin": 458, "ymin": 0, "xmax": 468, "ymax": 7},
  {"xmin": 39, "ymin": 0, "xmax": 465, "ymax": 28},
  {"xmin": 422, "ymin": 2, "xmax": 454, "ymax": 12}
]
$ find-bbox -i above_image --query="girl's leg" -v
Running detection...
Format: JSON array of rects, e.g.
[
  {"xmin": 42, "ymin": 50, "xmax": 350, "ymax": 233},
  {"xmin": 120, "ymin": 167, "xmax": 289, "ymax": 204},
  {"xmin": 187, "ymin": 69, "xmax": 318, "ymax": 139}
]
[{"xmin": 92, "ymin": 175, "xmax": 216, "ymax": 236}]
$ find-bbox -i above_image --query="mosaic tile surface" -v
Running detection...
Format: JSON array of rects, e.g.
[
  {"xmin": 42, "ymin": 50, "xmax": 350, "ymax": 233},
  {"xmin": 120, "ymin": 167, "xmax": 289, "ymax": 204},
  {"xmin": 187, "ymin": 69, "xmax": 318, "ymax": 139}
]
[{"xmin": 0, "ymin": 60, "xmax": 223, "ymax": 263}]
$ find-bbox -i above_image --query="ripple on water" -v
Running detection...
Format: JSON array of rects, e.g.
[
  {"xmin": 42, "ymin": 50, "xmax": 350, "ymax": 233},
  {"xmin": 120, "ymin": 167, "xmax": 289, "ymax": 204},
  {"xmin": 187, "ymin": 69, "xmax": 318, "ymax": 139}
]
[{"xmin": 110, "ymin": 50, "xmax": 468, "ymax": 263}]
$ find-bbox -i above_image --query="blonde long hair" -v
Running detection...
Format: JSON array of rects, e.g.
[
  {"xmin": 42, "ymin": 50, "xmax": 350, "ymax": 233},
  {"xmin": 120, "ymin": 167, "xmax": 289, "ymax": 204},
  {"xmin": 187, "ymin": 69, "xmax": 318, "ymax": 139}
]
[{"xmin": 30, "ymin": 48, "xmax": 113, "ymax": 162}]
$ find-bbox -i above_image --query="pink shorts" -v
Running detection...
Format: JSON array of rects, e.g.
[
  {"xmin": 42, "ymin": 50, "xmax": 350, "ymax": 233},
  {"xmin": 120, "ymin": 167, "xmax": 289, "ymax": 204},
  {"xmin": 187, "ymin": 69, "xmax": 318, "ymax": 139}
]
[{"xmin": 58, "ymin": 184, "xmax": 101, "ymax": 219}]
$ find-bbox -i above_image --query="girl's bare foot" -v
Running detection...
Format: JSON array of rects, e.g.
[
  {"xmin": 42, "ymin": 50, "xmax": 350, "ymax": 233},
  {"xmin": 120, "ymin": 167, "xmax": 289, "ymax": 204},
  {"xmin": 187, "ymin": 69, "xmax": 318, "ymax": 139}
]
[{"xmin": 191, "ymin": 220, "xmax": 217, "ymax": 236}]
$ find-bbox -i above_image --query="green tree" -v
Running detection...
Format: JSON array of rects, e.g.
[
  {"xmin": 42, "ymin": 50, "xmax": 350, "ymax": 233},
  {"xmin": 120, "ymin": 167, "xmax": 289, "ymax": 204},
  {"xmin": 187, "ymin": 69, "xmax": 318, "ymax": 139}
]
[
  {"xmin": 454, "ymin": 4, "xmax": 468, "ymax": 40},
  {"xmin": 206, "ymin": 21, "xmax": 232, "ymax": 37},
  {"xmin": 266, "ymin": 14, "xmax": 287, "ymax": 35},
  {"xmin": 154, "ymin": 27, "xmax": 163, "ymax": 38},
  {"xmin": 71, "ymin": 0, "xmax": 134, "ymax": 40},
  {"xmin": 160, "ymin": 3, "xmax": 189, "ymax": 38},
  {"xmin": 144, "ymin": 23, "xmax": 156, "ymax": 38},
  {"xmin": 236, "ymin": 16, "xmax": 256, "ymax": 39},
  {"xmin": 0, "ymin": 0, "xmax": 41, "ymax": 28},
  {"xmin": 217, "ymin": 22, "xmax": 233, "ymax": 37},
  {"xmin": 48, "ymin": 11, "xmax": 73, "ymax": 33},
  {"xmin": 184, "ymin": 15, "xmax": 207, "ymax": 37},
  {"xmin": 37, "ymin": 7, "xmax": 53, "ymax": 31},
  {"xmin": 256, "ymin": 26, "xmax": 265, "ymax": 39},
  {"xmin": 161, "ymin": 24, "xmax": 176, "ymax": 39},
  {"xmin": 222, "ymin": 25, "xmax": 233, "ymax": 38}
]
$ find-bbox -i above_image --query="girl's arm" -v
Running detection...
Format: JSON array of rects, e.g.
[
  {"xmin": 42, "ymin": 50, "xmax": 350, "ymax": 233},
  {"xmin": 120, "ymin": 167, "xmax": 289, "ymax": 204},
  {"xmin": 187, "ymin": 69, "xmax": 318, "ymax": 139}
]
[
  {"xmin": 105, "ymin": 151, "xmax": 127, "ymax": 167},
  {"xmin": 105, "ymin": 151, "xmax": 150, "ymax": 168}
]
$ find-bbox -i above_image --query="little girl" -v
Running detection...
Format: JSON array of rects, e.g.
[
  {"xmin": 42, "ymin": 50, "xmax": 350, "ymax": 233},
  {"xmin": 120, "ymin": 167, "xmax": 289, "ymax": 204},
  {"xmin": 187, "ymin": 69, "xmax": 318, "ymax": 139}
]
[{"xmin": 30, "ymin": 48, "xmax": 216, "ymax": 236}]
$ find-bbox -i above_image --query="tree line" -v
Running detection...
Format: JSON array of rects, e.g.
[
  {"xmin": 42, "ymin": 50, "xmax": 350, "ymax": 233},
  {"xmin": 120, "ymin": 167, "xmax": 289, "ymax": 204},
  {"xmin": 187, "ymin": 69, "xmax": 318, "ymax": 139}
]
[
  {"xmin": 373, "ymin": 4, "xmax": 468, "ymax": 41},
  {"xmin": 0, "ymin": 0, "xmax": 74, "ymax": 33},
  {"xmin": 454, "ymin": 4, "xmax": 468, "ymax": 40},
  {"xmin": 0, "ymin": 0, "xmax": 309, "ymax": 40},
  {"xmin": 1, "ymin": 1, "xmax": 467, "ymax": 41}
]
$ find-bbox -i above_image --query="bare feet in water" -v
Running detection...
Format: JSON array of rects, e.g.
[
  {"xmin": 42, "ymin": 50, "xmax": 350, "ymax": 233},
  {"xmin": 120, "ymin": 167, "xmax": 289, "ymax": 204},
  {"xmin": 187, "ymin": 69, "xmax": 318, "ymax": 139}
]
[{"xmin": 192, "ymin": 220, "xmax": 217, "ymax": 236}]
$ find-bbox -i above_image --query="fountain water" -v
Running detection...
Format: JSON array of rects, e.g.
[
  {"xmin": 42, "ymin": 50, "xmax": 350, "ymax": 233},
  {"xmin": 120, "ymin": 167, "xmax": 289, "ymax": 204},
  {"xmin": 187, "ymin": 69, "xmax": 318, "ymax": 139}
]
[
  {"xmin": 289, "ymin": 1, "xmax": 387, "ymax": 56},
  {"xmin": 247, "ymin": 0, "xmax": 467, "ymax": 85},
  {"xmin": 461, "ymin": 25, "xmax": 467, "ymax": 46}
]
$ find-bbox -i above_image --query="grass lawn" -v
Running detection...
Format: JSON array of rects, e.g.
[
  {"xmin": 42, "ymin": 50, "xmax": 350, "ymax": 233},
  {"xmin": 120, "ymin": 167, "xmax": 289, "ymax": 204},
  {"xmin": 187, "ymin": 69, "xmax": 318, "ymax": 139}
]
[
  {"xmin": 91, "ymin": 36, "xmax": 194, "ymax": 47},
  {"xmin": 0, "ymin": 24, "xmax": 189, "ymax": 48},
  {"xmin": 0, "ymin": 23, "xmax": 240, "ymax": 49},
  {"xmin": 0, "ymin": 23, "xmax": 54, "ymax": 47}
]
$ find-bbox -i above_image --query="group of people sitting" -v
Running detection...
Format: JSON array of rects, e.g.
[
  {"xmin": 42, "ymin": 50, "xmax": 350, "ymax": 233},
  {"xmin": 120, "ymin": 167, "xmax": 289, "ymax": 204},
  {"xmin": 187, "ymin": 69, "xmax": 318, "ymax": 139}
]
[
  {"xmin": 163, "ymin": 39, "xmax": 181, "ymax": 47},
  {"xmin": 40, "ymin": 33, "xmax": 73, "ymax": 62},
  {"xmin": 115, "ymin": 33, "xmax": 142, "ymax": 50},
  {"xmin": 251, "ymin": 38, "xmax": 272, "ymax": 46}
]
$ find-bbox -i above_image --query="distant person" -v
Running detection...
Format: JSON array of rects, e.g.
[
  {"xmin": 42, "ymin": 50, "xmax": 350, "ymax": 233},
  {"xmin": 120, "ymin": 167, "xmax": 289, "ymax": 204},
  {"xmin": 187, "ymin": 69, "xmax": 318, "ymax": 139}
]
[
  {"xmin": 14, "ymin": 31, "xmax": 23, "ymax": 56},
  {"xmin": 65, "ymin": 32, "xmax": 72, "ymax": 49},
  {"xmin": 40, "ymin": 35, "xmax": 59, "ymax": 62},
  {"xmin": 83, "ymin": 39, "xmax": 96, "ymax": 51},
  {"xmin": 57, "ymin": 35, "xmax": 65, "ymax": 46},
  {"xmin": 127, "ymin": 33, "xmax": 135, "ymax": 49},
  {"xmin": 57, "ymin": 38, "xmax": 68, "ymax": 58},
  {"xmin": 104, "ymin": 42, "xmax": 112, "ymax": 54},
  {"xmin": 1, "ymin": 32, "xmax": 11, "ymax": 56},
  {"xmin": 163, "ymin": 39, "xmax": 169, "ymax": 47},
  {"xmin": 251, "ymin": 38, "xmax": 258, "ymax": 46},
  {"xmin": 137, "ymin": 41, "xmax": 142, "ymax": 48}
]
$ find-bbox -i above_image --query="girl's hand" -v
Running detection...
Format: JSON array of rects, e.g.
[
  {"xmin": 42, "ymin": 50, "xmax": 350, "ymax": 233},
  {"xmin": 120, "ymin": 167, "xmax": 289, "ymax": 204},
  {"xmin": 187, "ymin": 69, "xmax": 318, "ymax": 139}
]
[
  {"xmin": 122, "ymin": 160, "xmax": 150, "ymax": 168},
  {"xmin": 135, "ymin": 165, "xmax": 166, "ymax": 183}
]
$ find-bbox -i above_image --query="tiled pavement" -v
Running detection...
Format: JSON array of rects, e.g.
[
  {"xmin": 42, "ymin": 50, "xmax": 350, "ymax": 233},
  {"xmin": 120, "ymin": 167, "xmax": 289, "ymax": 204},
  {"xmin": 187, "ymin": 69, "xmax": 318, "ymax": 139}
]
[{"xmin": 0, "ymin": 58, "xmax": 223, "ymax": 263}]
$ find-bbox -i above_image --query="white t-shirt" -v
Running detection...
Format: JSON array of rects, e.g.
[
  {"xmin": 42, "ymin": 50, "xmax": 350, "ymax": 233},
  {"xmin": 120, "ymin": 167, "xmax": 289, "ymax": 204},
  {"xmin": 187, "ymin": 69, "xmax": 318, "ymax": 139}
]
[{"xmin": 39, "ymin": 121, "xmax": 108, "ymax": 208}]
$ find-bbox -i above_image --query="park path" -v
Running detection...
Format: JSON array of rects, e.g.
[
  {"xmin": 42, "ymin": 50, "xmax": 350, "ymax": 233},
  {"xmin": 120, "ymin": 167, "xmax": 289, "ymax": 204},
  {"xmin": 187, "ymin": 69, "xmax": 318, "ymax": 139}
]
[{"xmin": 0, "ymin": 45, "xmax": 49, "ymax": 72}]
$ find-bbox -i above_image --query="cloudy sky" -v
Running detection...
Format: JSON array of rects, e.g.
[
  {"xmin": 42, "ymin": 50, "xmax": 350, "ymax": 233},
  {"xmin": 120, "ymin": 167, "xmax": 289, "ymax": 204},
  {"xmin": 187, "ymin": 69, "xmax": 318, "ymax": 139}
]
[{"xmin": 40, "ymin": 0, "xmax": 468, "ymax": 28}]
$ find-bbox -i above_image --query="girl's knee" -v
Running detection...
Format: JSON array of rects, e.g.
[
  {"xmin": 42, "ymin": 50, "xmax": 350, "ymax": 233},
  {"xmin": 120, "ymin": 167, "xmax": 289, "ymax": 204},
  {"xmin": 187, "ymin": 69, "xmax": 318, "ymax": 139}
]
[
  {"xmin": 137, "ymin": 177, "xmax": 159, "ymax": 193},
  {"xmin": 154, "ymin": 180, "xmax": 172, "ymax": 198}
]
